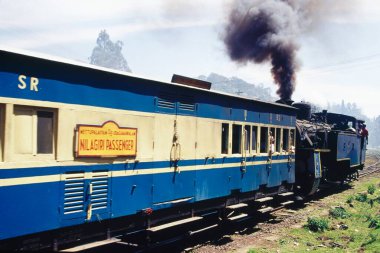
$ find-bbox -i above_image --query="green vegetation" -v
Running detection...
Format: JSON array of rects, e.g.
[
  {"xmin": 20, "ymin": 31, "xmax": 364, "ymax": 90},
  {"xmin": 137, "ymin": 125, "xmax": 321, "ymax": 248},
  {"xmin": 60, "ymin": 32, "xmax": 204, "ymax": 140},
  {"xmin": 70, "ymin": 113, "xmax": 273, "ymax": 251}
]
[
  {"xmin": 367, "ymin": 215, "xmax": 380, "ymax": 229},
  {"xmin": 346, "ymin": 195, "xmax": 354, "ymax": 204},
  {"xmin": 306, "ymin": 217, "xmax": 329, "ymax": 232},
  {"xmin": 368, "ymin": 184, "xmax": 376, "ymax": 195},
  {"xmin": 244, "ymin": 177, "xmax": 380, "ymax": 253},
  {"xmin": 355, "ymin": 192, "xmax": 368, "ymax": 202},
  {"xmin": 329, "ymin": 206, "xmax": 350, "ymax": 219}
]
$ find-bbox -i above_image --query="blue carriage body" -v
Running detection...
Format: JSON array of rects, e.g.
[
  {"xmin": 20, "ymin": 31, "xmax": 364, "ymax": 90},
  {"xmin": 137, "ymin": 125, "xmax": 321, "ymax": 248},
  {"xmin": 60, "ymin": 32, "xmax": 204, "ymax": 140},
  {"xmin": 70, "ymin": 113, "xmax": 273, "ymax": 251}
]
[{"xmin": 0, "ymin": 48, "xmax": 296, "ymax": 244}]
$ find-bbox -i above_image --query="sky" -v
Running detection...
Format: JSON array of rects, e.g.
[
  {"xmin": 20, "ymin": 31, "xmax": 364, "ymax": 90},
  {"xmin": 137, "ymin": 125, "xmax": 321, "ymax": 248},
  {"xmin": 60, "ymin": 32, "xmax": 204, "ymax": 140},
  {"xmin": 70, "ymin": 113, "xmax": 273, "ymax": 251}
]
[{"xmin": 0, "ymin": 0, "xmax": 380, "ymax": 118}]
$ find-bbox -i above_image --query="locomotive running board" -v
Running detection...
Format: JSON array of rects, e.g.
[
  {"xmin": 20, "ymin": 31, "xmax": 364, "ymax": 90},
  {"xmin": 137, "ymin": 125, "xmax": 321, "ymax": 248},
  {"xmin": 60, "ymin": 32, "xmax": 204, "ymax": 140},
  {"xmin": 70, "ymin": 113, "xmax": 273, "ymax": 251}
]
[
  {"xmin": 147, "ymin": 216, "xmax": 203, "ymax": 232},
  {"xmin": 60, "ymin": 238, "xmax": 121, "ymax": 252}
]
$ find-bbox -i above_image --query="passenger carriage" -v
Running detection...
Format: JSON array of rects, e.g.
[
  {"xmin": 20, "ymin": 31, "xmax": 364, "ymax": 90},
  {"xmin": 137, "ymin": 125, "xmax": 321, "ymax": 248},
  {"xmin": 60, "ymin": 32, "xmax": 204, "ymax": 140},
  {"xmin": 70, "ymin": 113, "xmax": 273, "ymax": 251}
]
[{"xmin": 0, "ymin": 48, "xmax": 296, "ymax": 250}]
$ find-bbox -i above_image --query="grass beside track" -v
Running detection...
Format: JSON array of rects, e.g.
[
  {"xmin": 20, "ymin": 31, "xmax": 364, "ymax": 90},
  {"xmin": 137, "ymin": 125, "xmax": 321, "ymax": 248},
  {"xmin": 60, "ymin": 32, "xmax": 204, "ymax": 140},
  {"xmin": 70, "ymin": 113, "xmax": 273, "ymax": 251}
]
[{"xmin": 246, "ymin": 177, "xmax": 380, "ymax": 253}]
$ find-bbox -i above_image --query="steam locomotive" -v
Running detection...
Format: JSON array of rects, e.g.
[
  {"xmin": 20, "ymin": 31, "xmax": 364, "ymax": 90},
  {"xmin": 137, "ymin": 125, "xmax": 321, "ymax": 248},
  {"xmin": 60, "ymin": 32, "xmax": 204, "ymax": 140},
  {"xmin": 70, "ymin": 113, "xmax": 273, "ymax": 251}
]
[
  {"xmin": 0, "ymin": 48, "xmax": 366, "ymax": 251},
  {"xmin": 290, "ymin": 102, "xmax": 367, "ymax": 196}
]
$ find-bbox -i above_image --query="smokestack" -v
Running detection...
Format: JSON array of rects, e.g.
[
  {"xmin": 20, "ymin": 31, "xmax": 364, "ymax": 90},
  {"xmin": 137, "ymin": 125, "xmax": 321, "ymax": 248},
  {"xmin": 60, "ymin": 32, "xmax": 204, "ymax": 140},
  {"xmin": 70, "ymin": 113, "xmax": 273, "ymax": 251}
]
[{"xmin": 222, "ymin": 0, "xmax": 314, "ymax": 100}]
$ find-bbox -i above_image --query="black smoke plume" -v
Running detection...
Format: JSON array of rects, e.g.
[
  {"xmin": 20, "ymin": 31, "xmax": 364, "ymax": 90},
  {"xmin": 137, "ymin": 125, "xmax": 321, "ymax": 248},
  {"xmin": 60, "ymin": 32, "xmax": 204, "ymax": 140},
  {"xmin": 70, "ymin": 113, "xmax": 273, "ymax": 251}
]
[{"xmin": 223, "ymin": 0, "xmax": 307, "ymax": 100}]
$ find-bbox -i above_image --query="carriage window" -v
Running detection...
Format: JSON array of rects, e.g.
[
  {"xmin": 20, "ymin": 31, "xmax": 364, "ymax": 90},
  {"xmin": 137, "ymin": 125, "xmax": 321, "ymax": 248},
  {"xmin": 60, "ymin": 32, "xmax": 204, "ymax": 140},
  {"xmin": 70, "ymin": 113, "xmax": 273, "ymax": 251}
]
[
  {"xmin": 252, "ymin": 126, "xmax": 258, "ymax": 152},
  {"xmin": 260, "ymin": 127, "xmax": 268, "ymax": 153},
  {"xmin": 37, "ymin": 111, "xmax": 54, "ymax": 154},
  {"xmin": 290, "ymin": 129, "xmax": 295, "ymax": 149},
  {"xmin": 0, "ymin": 105, "xmax": 4, "ymax": 161},
  {"xmin": 221, "ymin": 123, "xmax": 229, "ymax": 154},
  {"xmin": 269, "ymin": 127, "xmax": 275, "ymax": 153},
  {"xmin": 283, "ymin": 129, "xmax": 289, "ymax": 151},
  {"xmin": 276, "ymin": 128, "xmax": 281, "ymax": 152},
  {"xmin": 244, "ymin": 125, "xmax": 251, "ymax": 152},
  {"xmin": 14, "ymin": 107, "xmax": 55, "ymax": 155},
  {"xmin": 232, "ymin": 124, "xmax": 242, "ymax": 154}
]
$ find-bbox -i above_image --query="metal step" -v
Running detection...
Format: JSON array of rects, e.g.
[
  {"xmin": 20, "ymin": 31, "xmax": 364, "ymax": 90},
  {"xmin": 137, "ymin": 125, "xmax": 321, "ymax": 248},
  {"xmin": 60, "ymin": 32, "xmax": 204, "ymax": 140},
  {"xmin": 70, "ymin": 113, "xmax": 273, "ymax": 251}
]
[
  {"xmin": 227, "ymin": 213, "xmax": 249, "ymax": 221},
  {"xmin": 226, "ymin": 203, "xmax": 248, "ymax": 210},
  {"xmin": 60, "ymin": 238, "xmax": 121, "ymax": 252},
  {"xmin": 278, "ymin": 192, "xmax": 294, "ymax": 197},
  {"xmin": 255, "ymin": 197, "xmax": 273, "ymax": 203},
  {"xmin": 147, "ymin": 216, "xmax": 203, "ymax": 232},
  {"xmin": 257, "ymin": 207, "xmax": 274, "ymax": 213},
  {"xmin": 281, "ymin": 200, "xmax": 294, "ymax": 206}
]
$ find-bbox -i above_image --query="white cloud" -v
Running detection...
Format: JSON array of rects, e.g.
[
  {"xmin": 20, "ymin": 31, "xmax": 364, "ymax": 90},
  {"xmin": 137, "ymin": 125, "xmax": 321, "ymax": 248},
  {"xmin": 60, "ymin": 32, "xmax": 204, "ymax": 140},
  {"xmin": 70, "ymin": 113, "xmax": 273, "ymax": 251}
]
[{"xmin": 0, "ymin": 0, "xmax": 223, "ymax": 49}]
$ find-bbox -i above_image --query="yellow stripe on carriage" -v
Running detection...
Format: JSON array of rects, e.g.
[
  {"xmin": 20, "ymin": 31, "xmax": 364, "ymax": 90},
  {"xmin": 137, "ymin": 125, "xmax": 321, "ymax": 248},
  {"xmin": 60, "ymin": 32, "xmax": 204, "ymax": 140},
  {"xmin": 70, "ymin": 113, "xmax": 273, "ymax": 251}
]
[{"xmin": 0, "ymin": 159, "xmax": 291, "ymax": 187}]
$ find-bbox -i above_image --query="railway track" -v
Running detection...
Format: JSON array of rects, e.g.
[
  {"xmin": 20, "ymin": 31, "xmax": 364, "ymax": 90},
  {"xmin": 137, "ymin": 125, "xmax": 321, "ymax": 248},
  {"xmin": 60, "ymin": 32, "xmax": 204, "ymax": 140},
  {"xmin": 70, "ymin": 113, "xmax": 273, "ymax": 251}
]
[
  {"xmin": 64, "ymin": 189, "xmax": 344, "ymax": 253},
  {"xmin": 60, "ymin": 150, "xmax": 380, "ymax": 253},
  {"xmin": 359, "ymin": 149, "xmax": 380, "ymax": 177}
]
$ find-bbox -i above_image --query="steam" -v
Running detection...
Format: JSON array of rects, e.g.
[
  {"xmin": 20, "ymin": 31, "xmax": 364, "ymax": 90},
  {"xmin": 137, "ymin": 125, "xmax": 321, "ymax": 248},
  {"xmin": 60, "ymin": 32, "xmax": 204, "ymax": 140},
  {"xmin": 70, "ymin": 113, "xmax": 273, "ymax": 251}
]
[{"xmin": 223, "ymin": 0, "xmax": 321, "ymax": 100}]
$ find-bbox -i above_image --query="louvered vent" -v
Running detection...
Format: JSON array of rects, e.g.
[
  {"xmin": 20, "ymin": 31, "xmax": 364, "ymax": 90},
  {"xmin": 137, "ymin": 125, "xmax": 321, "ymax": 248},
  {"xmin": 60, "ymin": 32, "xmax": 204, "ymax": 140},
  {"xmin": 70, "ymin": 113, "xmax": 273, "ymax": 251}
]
[
  {"xmin": 179, "ymin": 102, "xmax": 196, "ymax": 111},
  {"xmin": 90, "ymin": 170, "xmax": 109, "ymax": 211},
  {"xmin": 63, "ymin": 171, "xmax": 85, "ymax": 215},
  {"xmin": 157, "ymin": 97, "xmax": 175, "ymax": 109}
]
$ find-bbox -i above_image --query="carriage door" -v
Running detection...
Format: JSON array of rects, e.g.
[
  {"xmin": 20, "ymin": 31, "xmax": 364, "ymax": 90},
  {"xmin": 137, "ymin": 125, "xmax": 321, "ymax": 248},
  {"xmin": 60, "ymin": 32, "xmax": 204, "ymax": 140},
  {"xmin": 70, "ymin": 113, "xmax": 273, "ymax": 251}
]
[
  {"xmin": 172, "ymin": 114, "xmax": 197, "ymax": 200},
  {"xmin": 152, "ymin": 94, "xmax": 197, "ymax": 203},
  {"xmin": 60, "ymin": 170, "xmax": 111, "ymax": 225},
  {"xmin": 172, "ymin": 97, "xmax": 197, "ymax": 200}
]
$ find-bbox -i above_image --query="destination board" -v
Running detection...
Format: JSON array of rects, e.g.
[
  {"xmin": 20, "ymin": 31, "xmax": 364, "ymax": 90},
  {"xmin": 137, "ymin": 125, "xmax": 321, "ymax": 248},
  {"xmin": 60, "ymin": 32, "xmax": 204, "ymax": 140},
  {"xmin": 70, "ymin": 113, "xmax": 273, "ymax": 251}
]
[{"xmin": 76, "ymin": 121, "xmax": 137, "ymax": 157}]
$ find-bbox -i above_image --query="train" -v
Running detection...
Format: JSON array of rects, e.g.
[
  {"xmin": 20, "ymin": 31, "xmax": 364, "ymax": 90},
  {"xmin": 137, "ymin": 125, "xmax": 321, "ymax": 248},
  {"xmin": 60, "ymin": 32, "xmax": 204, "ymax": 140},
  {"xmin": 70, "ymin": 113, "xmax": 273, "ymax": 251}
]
[
  {"xmin": 0, "ymin": 48, "xmax": 367, "ymax": 251},
  {"xmin": 289, "ymin": 102, "xmax": 367, "ymax": 196}
]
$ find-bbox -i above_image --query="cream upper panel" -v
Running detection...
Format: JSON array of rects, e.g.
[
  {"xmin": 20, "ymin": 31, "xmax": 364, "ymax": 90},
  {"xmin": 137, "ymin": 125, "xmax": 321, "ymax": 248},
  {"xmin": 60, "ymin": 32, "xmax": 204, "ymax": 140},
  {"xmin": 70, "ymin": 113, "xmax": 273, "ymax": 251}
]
[
  {"xmin": 0, "ymin": 96, "xmax": 295, "ymax": 168},
  {"xmin": 196, "ymin": 119, "xmax": 221, "ymax": 159}
]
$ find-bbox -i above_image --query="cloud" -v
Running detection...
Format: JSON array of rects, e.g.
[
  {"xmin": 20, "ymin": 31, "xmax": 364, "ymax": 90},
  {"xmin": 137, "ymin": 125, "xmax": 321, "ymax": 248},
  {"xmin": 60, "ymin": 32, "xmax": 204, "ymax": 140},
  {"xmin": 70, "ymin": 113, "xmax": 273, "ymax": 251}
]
[
  {"xmin": 0, "ymin": 0, "xmax": 220, "ymax": 50},
  {"xmin": 0, "ymin": 1, "xmax": 156, "ymax": 29},
  {"xmin": 0, "ymin": 19, "xmax": 218, "ymax": 50}
]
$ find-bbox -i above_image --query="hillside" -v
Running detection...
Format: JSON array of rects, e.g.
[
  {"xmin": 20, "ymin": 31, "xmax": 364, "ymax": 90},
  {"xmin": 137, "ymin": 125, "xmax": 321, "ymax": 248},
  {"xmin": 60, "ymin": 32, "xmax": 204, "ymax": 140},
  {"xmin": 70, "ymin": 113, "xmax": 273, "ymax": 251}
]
[{"xmin": 198, "ymin": 73, "xmax": 276, "ymax": 102}]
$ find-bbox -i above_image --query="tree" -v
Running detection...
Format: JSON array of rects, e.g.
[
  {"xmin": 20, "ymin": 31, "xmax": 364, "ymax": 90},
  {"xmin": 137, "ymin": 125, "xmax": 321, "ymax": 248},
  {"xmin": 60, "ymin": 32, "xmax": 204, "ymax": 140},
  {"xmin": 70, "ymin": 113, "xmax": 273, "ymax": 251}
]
[
  {"xmin": 327, "ymin": 100, "xmax": 366, "ymax": 120},
  {"xmin": 89, "ymin": 30, "xmax": 131, "ymax": 72}
]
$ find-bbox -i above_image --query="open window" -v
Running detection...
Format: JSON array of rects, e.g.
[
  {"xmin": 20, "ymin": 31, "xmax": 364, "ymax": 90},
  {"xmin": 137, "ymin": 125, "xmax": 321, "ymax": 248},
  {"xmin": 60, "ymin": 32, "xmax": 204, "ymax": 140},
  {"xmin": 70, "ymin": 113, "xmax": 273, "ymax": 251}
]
[
  {"xmin": 283, "ymin": 128, "xmax": 289, "ymax": 152},
  {"xmin": 252, "ymin": 126, "xmax": 258, "ymax": 153},
  {"xmin": 276, "ymin": 128, "xmax": 281, "ymax": 152},
  {"xmin": 260, "ymin": 127, "xmax": 268, "ymax": 153},
  {"xmin": 290, "ymin": 129, "xmax": 296, "ymax": 151},
  {"xmin": 14, "ymin": 106, "xmax": 56, "ymax": 159},
  {"xmin": 232, "ymin": 124, "xmax": 242, "ymax": 154},
  {"xmin": 0, "ymin": 104, "xmax": 4, "ymax": 162},
  {"xmin": 221, "ymin": 123, "xmax": 229, "ymax": 154},
  {"xmin": 244, "ymin": 125, "xmax": 251, "ymax": 153},
  {"xmin": 269, "ymin": 127, "xmax": 275, "ymax": 153}
]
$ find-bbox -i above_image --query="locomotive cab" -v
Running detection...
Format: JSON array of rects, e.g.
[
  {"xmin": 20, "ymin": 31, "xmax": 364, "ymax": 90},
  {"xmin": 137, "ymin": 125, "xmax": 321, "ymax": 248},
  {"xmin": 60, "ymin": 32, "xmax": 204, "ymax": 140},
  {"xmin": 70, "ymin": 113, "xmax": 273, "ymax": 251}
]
[{"xmin": 316, "ymin": 113, "xmax": 367, "ymax": 181}]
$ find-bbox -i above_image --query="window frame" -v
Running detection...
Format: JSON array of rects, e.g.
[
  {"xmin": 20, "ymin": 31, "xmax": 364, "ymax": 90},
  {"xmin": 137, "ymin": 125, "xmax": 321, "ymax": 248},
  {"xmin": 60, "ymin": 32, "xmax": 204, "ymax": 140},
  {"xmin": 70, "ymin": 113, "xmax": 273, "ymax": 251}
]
[
  {"xmin": 290, "ymin": 128, "xmax": 296, "ymax": 151},
  {"xmin": 0, "ymin": 104, "xmax": 4, "ymax": 162},
  {"xmin": 221, "ymin": 122, "xmax": 230, "ymax": 155},
  {"xmin": 12, "ymin": 105, "xmax": 57, "ymax": 161},
  {"xmin": 251, "ymin": 125, "xmax": 258, "ymax": 154},
  {"xmin": 282, "ymin": 128, "xmax": 290, "ymax": 153},
  {"xmin": 244, "ymin": 125, "xmax": 251, "ymax": 154},
  {"xmin": 232, "ymin": 124, "xmax": 242, "ymax": 155},
  {"xmin": 259, "ymin": 126, "xmax": 269, "ymax": 154},
  {"xmin": 275, "ymin": 128, "xmax": 281, "ymax": 153}
]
